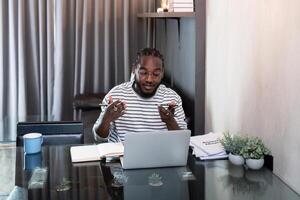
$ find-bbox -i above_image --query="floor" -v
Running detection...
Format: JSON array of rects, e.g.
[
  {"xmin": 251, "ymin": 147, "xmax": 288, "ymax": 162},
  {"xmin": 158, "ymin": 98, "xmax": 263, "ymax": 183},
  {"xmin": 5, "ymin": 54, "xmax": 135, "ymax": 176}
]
[{"xmin": 0, "ymin": 143, "xmax": 16, "ymax": 199}]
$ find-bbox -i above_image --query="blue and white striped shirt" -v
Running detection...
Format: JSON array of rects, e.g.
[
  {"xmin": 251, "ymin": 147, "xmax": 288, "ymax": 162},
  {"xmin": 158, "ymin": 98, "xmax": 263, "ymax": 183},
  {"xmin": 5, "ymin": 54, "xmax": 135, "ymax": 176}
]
[{"xmin": 93, "ymin": 81, "xmax": 187, "ymax": 142}]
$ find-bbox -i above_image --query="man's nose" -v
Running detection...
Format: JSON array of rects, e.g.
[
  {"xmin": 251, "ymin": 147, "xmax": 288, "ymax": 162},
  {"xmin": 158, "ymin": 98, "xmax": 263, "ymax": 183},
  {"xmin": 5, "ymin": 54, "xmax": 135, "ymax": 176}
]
[{"xmin": 145, "ymin": 74, "xmax": 155, "ymax": 82}]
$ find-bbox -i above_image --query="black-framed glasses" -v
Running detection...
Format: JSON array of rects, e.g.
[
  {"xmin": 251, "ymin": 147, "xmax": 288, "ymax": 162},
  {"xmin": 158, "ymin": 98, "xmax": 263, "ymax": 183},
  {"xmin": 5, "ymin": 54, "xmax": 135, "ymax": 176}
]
[{"xmin": 138, "ymin": 69, "xmax": 162, "ymax": 79}]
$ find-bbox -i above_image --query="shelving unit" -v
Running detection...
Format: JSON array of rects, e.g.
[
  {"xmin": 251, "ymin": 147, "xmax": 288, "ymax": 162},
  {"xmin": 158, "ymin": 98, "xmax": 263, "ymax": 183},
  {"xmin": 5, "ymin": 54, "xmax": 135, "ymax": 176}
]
[
  {"xmin": 137, "ymin": 12, "xmax": 195, "ymax": 85},
  {"xmin": 137, "ymin": 12, "xmax": 195, "ymax": 48},
  {"xmin": 137, "ymin": 12, "xmax": 195, "ymax": 18},
  {"xmin": 136, "ymin": 2, "xmax": 205, "ymax": 133}
]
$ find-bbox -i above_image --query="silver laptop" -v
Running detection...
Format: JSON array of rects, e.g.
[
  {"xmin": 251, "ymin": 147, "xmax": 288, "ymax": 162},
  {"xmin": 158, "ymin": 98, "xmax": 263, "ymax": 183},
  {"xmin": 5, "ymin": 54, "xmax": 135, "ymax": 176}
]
[{"xmin": 121, "ymin": 130, "xmax": 191, "ymax": 169}]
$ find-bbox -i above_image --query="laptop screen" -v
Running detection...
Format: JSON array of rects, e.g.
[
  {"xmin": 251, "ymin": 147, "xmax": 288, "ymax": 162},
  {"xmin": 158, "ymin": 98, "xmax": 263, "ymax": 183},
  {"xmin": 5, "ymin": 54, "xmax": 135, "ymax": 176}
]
[{"xmin": 122, "ymin": 130, "xmax": 191, "ymax": 169}]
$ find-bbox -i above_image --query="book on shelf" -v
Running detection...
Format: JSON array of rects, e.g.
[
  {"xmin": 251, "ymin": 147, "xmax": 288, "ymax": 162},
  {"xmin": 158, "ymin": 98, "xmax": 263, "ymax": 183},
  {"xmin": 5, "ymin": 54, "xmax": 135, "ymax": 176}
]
[
  {"xmin": 169, "ymin": 0, "xmax": 194, "ymax": 3},
  {"xmin": 168, "ymin": 0, "xmax": 194, "ymax": 12},
  {"xmin": 170, "ymin": 3, "xmax": 194, "ymax": 8},
  {"xmin": 70, "ymin": 142, "xmax": 124, "ymax": 163},
  {"xmin": 190, "ymin": 132, "xmax": 228, "ymax": 160},
  {"xmin": 172, "ymin": 7, "xmax": 194, "ymax": 12}
]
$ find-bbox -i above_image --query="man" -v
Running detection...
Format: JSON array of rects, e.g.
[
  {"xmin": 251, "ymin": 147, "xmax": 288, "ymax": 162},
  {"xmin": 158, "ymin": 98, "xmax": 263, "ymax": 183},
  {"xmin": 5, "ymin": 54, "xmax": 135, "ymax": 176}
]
[{"xmin": 93, "ymin": 48, "xmax": 187, "ymax": 142}]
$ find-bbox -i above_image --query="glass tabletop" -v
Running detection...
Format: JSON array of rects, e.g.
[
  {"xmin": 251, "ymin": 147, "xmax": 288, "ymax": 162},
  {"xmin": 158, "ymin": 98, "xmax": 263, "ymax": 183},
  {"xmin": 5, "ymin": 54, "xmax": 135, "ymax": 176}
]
[
  {"xmin": 0, "ymin": 145, "xmax": 299, "ymax": 200},
  {"xmin": 101, "ymin": 161, "xmax": 197, "ymax": 200},
  {"xmin": 199, "ymin": 160, "xmax": 300, "ymax": 200}
]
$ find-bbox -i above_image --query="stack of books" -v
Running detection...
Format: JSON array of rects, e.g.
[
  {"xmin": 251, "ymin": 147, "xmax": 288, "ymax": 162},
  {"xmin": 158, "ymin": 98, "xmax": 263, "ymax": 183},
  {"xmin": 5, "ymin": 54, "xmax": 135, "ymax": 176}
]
[
  {"xmin": 169, "ymin": 0, "xmax": 194, "ymax": 12},
  {"xmin": 190, "ymin": 132, "xmax": 228, "ymax": 160}
]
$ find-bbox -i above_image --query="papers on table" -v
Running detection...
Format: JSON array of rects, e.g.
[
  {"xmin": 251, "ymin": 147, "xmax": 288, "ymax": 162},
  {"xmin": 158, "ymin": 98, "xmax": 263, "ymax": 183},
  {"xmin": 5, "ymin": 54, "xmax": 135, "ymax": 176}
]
[{"xmin": 190, "ymin": 132, "xmax": 228, "ymax": 160}]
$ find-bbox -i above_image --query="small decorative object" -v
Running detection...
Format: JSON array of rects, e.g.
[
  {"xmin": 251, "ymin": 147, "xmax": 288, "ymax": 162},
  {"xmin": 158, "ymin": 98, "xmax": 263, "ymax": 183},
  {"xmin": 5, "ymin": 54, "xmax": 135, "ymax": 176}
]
[
  {"xmin": 220, "ymin": 132, "xmax": 247, "ymax": 166},
  {"xmin": 148, "ymin": 173, "xmax": 163, "ymax": 186},
  {"xmin": 157, "ymin": 8, "xmax": 164, "ymax": 13},
  {"xmin": 160, "ymin": 0, "xmax": 169, "ymax": 12},
  {"xmin": 241, "ymin": 137, "xmax": 271, "ymax": 170}
]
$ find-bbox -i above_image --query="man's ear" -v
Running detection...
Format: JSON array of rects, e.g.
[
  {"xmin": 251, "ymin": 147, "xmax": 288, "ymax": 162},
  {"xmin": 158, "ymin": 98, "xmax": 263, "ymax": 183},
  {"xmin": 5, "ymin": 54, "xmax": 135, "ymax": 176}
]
[
  {"xmin": 131, "ymin": 65, "xmax": 137, "ymax": 73},
  {"xmin": 131, "ymin": 66, "xmax": 134, "ymax": 73},
  {"xmin": 130, "ymin": 65, "xmax": 137, "ymax": 82}
]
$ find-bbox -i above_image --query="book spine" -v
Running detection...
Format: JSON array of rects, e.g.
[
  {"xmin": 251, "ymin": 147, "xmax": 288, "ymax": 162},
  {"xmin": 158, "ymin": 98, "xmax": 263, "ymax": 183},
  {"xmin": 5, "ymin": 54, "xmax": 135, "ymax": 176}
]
[
  {"xmin": 170, "ymin": 4, "xmax": 194, "ymax": 8},
  {"xmin": 172, "ymin": 7, "xmax": 194, "ymax": 12},
  {"xmin": 171, "ymin": 0, "xmax": 194, "ymax": 3},
  {"xmin": 168, "ymin": 0, "xmax": 194, "ymax": 12}
]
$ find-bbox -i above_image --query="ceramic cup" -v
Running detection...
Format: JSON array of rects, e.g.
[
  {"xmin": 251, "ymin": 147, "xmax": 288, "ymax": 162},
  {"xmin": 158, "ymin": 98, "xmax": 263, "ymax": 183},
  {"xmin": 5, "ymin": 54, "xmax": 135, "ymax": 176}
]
[
  {"xmin": 23, "ymin": 133, "xmax": 43, "ymax": 154},
  {"xmin": 24, "ymin": 152, "xmax": 42, "ymax": 171}
]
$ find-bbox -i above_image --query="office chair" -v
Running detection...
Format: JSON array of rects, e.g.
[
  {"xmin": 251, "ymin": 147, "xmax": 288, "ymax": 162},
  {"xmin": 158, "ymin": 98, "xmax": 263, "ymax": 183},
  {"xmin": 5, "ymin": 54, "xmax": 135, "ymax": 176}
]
[
  {"xmin": 73, "ymin": 93, "xmax": 106, "ymax": 143},
  {"xmin": 16, "ymin": 121, "xmax": 84, "ymax": 146}
]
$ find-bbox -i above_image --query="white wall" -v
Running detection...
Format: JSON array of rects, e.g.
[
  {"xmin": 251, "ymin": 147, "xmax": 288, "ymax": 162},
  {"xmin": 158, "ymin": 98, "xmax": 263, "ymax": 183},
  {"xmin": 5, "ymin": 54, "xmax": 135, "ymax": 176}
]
[{"xmin": 206, "ymin": 0, "xmax": 300, "ymax": 194}]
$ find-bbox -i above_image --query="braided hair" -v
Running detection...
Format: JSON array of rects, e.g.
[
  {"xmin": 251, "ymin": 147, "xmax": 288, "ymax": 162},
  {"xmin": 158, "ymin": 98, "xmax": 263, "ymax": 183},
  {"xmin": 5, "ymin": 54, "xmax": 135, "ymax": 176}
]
[{"xmin": 133, "ymin": 48, "xmax": 164, "ymax": 68}]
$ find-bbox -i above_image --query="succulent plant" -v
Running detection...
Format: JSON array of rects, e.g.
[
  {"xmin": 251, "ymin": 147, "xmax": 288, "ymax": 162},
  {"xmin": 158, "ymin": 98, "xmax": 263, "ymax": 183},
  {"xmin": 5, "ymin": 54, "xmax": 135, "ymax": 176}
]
[
  {"xmin": 240, "ymin": 137, "xmax": 271, "ymax": 159},
  {"xmin": 220, "ymin": 132, "xmax": 247, "ymax": 155}
]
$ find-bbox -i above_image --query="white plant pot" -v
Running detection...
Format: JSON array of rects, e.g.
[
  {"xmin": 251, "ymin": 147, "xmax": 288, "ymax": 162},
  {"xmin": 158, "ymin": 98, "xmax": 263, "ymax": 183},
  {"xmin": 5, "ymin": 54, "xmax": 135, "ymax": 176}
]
[
  {"xmin": 228, "ymin": 153, "xmax": 244, "ymax": 166},
  {"xmin": 246, "ymin": 158, "xmax": 264, "ymax": 170}
]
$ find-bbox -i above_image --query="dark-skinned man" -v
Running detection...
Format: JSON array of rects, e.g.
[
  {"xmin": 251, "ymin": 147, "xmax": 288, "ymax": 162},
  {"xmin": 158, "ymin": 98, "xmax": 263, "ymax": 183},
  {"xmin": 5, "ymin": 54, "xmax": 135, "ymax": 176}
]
[{"xmin": 93, "ymin": 48, "xmax": 187, "ymax": 142}]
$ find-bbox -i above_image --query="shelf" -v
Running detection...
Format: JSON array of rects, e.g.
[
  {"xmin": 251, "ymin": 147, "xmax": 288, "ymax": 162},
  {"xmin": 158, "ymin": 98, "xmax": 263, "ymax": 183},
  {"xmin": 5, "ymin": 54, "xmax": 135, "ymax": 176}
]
[{"xmin": 137, "ymin": 12, "xmax": 195, "ymax": 18}]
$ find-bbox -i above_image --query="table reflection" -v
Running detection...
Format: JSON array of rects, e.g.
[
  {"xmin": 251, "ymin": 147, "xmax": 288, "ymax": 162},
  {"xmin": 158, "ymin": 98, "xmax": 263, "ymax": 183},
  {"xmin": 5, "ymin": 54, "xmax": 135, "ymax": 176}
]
[
  {"xmin": 101, "ymin": 161, "xmax": 198, "ymax": 200},
  {"xmin": 123, "ymin": 167, "xmax": 193, "ymax": 200},
  {"xmin": 202, "ymin": 160, "xmax": 300, "ymax": 200},
  {"xmin": 24, "ymin": 152, "xmax": 42, "ymax": 171}
]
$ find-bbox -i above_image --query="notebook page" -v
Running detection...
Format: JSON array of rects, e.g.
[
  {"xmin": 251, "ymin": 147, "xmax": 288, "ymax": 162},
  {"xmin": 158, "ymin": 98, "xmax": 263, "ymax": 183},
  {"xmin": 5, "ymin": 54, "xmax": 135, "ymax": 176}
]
[
  {"xmin": 70, "ymin": 145, "xmax": 99, "ymax": 162},
  {"xmin": 97, "ymin": 142, "xmax": 124, "ymax": 157}
]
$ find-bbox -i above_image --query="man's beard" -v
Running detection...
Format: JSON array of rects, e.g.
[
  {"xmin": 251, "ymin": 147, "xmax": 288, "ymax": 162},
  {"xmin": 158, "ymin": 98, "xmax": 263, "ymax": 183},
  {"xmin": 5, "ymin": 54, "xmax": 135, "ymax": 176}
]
[{"xmin": 132, "ymin": 81, "xmax": 160, "ymax": 98}]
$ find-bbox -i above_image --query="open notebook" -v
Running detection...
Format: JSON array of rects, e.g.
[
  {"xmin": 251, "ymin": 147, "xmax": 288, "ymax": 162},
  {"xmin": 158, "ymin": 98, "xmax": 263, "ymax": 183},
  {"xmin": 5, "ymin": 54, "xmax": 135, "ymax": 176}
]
[{"xmin": 70, "ymin": 143, "xmax": 124, "ymax": 162}]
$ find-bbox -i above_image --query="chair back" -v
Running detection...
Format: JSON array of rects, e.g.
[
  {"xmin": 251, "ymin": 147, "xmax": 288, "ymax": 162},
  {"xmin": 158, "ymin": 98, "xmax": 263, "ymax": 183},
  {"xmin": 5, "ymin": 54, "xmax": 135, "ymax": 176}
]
[{"xmin": 16, "ymin": 121, "xmax": 84, "ymax": 146}]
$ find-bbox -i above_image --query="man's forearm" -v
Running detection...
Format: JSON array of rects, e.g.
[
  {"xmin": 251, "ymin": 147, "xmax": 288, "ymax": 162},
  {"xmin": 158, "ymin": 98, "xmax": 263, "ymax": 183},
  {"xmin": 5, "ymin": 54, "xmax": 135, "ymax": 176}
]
[
  {"xmin": 165, "ymin": 117, "xmax": 181, "ymax": 130},
  {"xmin": 95, "ymin": 116, "xmax": 112, "ymax": 138}
]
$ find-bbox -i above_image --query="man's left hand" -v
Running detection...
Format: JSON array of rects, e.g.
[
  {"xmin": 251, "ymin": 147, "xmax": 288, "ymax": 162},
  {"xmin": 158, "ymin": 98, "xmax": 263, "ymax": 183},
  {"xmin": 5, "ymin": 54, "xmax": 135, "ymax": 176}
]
[{"xmin": 158, "ymin": 103, "xmax": 176, "ymax": 123}]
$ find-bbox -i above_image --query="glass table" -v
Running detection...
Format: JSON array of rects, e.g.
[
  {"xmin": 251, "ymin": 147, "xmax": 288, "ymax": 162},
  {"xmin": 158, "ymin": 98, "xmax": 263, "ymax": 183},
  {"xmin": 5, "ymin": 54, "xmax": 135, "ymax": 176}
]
[{"xmin": 0, "ymin": 145, "xmax": 299, "ymax": 200}]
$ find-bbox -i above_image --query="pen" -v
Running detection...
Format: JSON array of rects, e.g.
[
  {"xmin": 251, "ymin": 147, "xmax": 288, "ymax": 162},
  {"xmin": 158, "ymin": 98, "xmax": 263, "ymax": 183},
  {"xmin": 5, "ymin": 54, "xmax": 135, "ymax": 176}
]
[
  {"xmin": 100, "ymin": 103, "xmax": 178, "ymax": 107},
  {"xmin": 157, "ymin": 104, "xmax": 178, "ymax": 107},
  {"xmin": 99, "ymin": 101, "xmax": 126, "ymax": 107},
  {"xmin": 99, "ymin": 103, "xmax": 109, "ymax": 106}
]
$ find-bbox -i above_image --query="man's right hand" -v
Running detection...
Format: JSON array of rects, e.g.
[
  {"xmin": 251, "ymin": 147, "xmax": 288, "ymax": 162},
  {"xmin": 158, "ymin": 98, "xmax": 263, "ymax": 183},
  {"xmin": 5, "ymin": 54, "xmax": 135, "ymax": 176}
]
[
  {"xmin": 104, "ymin": 96, "xmax": 126, "ymax": 122},
  {"xmin": 95, "ymin": 96, "xmax": 126, "ymax": 139}
]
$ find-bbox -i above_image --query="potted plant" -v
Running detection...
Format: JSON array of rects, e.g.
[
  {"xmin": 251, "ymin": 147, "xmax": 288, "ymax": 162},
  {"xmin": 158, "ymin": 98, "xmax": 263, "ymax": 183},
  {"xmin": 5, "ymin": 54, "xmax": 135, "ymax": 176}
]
[
  {"xmin": 241, "ymin": 137, "xmax": 271, "ymax": 170},
  {"xmin": 220, "ymin": 132, "xmax": 247, "ymax": 166}
]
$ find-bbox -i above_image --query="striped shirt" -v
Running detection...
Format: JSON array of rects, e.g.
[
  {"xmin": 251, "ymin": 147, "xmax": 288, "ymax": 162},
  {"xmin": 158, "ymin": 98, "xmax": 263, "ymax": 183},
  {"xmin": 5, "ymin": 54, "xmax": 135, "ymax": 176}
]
[{"xmin": 93, "ymin": 81, "xmax": 187, "ymax": 142}]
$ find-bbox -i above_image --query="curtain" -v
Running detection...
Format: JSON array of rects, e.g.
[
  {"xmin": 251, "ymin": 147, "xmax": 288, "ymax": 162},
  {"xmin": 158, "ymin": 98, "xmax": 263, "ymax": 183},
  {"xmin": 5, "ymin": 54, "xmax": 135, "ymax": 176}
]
[
  {"xmin": 0, "ymin": 0, "xmax": 154, "ymax": 141},
  {"xmin": 0, "ymin": 0, "xmax": 55, "ymax": 141}
]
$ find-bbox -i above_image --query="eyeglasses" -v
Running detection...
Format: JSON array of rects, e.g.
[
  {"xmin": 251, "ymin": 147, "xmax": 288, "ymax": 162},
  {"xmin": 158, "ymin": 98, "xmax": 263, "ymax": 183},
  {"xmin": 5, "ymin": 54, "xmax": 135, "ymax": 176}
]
[{"xmin": 138, "ymin": 69, "xmax": 162, "ymax": 79}]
